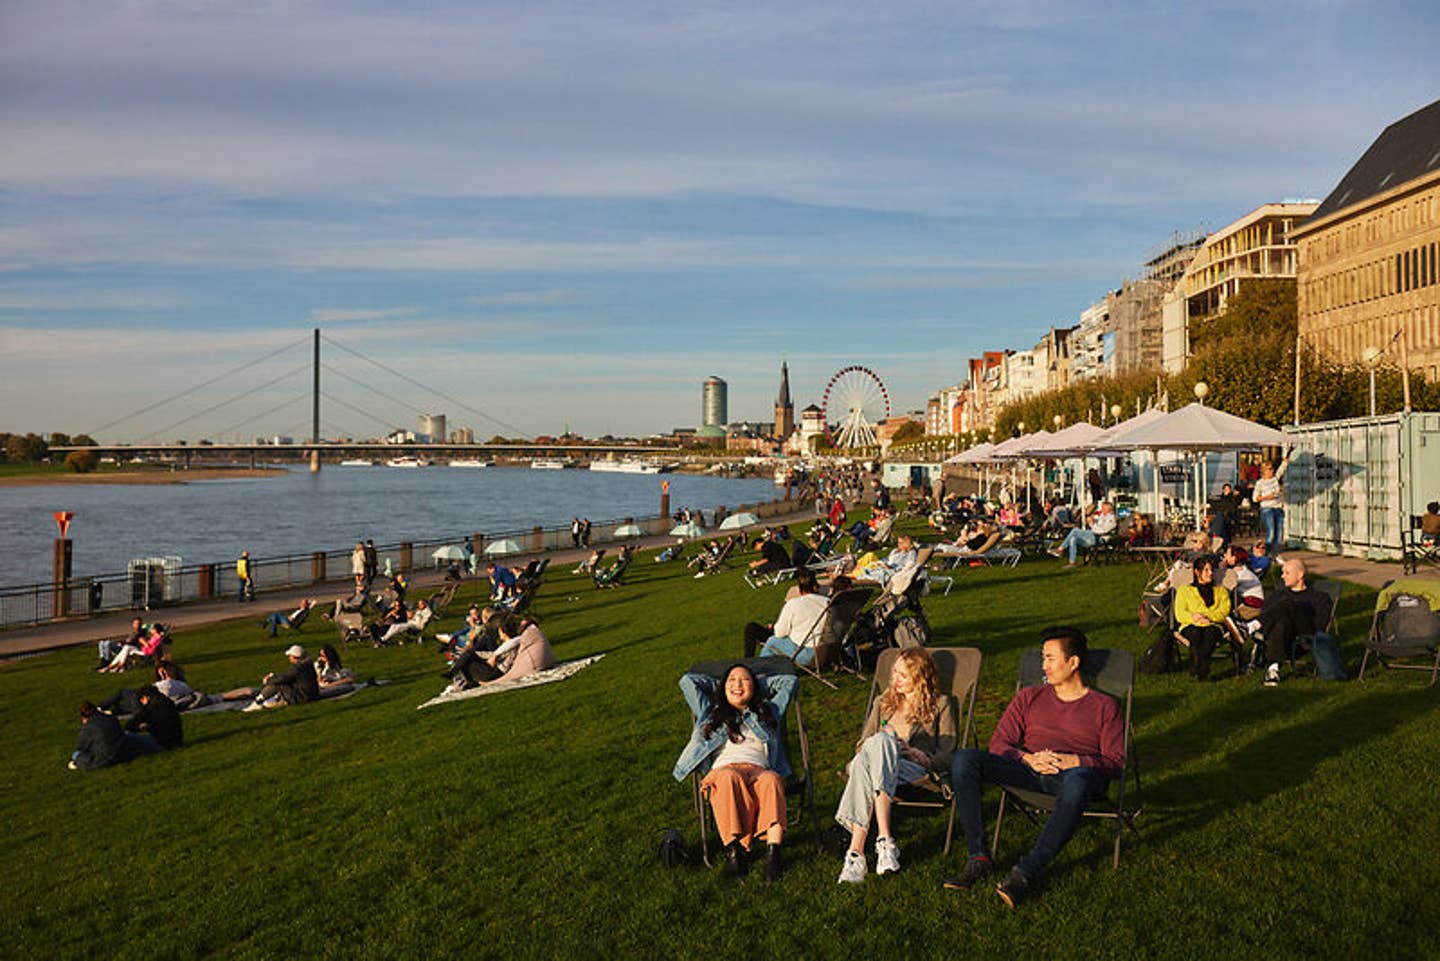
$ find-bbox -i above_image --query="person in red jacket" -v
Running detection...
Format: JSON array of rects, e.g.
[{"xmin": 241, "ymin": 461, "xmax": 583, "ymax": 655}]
[{"xmin": 941, "ymin": 625, "xmax": 1124, "ymax": 908}]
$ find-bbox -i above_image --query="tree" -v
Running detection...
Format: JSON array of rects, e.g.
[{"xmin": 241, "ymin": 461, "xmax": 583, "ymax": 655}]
[
  {"xmin": 65, "ymin": 450, "xmax": 98, "ymax": 473},
  {"xmin": 4, "ymin": 433, "xmax": 47, "ymax": 463},
  {"xmin": 889, "ymin": 421, "xmax": 926, "ymax": 444},
  {"xmin": 72, "ymin": 434, "xmax": 98, "ymax": 447}
]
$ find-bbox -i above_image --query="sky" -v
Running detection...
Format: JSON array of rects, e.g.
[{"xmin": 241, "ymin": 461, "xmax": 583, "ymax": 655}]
[{"xmin": 1, "ymin": 0, "xmax": 1436, "ymax": 442}]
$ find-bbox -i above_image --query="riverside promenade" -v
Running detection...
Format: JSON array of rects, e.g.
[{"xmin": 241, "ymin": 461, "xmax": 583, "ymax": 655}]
[{"xmin": 0, "ymin": 504, "xmax": 826, "ymax": 660}]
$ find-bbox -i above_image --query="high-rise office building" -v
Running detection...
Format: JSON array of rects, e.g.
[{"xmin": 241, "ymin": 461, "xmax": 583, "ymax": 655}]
[{"xmin": 702, "ymin": 377, "xmax": 728, "ymax": 428}]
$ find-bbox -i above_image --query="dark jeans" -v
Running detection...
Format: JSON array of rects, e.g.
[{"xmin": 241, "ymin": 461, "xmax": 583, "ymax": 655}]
[
  {"xmin": 1259, "ymin": 594, "xmax": 1315, "ymax": 666},
  {"xmin": 743, "ymin": 622, "xmax": 772, "ymax": 659},
  {"xmin": 1180, "ymin": 623, "xmax": 1229, "ymax": 679},
  {"xmin": 100, "ymin": 688, "xmax": 144, "ymax": 715},
  {"xmin": 950, "ymin": 748, "xmax": 1110, "ymax": 879},
  {"xmin": 263, "ymin": 612, "xmax": 293, "ymax": 637},
  {"xmin": 452, "ymin": 648, "xmax": 502, "ymax": 684}
]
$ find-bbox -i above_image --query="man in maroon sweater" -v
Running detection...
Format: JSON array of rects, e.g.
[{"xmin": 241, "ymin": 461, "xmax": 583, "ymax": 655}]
[{"xmin": 942, "ymin": 625, "xmax": 1124, "ymax": 907}]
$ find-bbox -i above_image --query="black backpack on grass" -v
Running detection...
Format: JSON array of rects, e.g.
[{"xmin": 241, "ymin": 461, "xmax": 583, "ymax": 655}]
[{"xmin": 1138, "ymin": 627, "xmax": 1178, "ymax": 674}]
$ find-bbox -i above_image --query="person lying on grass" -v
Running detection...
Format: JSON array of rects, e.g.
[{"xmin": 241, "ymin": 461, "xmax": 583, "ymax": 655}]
[
  {"xmin": 673, "ymin": 662, "xmax": 795, "ymax": 881},
  {"xmin": 943, "ymin": 625, "xmax": 1123, "ymax": 909},
  {"xmin": 260, "ymin": 598, "xmax": 314, "ymax": 638},
  {"xmin": 836, "ymin": 647, "xmax": 955, "ymax": 884},
  {"xmin": 98, "ymin": 661, "xmax": 203, "ymax": 715}
]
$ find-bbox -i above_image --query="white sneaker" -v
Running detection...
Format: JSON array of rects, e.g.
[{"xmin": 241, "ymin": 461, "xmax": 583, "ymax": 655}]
[
  {"xmin": 837, "ymin": 849, "xmax": 867, "ymax": 884},
  {"xmin": 436, "ymin": 633, "xmax": 452, "ymax": 643},
  {"xmin": 241, "ymin": 700, "xmax": 264, "ymax": 712},
  {"xmin": 1264, "ymin": 663, "xmax": 1281, "ymax": 687},
  {"xmin": 875, "ymin": 837, "xmax": 901, "ymax": 875}
]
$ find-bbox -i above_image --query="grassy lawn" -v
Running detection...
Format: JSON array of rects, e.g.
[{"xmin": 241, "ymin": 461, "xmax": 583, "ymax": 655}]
[{"xmin": 3, "ymin": 522, "xmax": 1438, "ymax": 960}]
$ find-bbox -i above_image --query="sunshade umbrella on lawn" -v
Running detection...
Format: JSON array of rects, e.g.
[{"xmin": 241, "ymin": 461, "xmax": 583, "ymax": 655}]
[
  {"xmin": 484, "ymin": 538, "xmax": 523, "ymax": 556},
  {"xmin": 670, "ymin": 522, "xmax": 705, "ymax": 538},
  {"xmin": 613, "ymin": 523, "xmax": 644, "ymax": 538},
  {"xmin": 718, "ymin": 512, "xmax": 760, "ymax": 530},
  {"xmin": 431, "ymin": 545, "xmax": 467, "ymax": 561}
]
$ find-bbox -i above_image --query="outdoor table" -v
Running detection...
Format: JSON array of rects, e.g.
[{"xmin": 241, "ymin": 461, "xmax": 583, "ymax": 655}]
[{"xmin": 1127, "ymin": 544, "xmax": 1186, "ymax": 584}]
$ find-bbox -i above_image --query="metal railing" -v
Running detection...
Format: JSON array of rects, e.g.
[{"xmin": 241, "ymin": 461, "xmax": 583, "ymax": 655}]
[{"xmin": 0, "ymin": 495, "xmax": 794, "ymax": 629}]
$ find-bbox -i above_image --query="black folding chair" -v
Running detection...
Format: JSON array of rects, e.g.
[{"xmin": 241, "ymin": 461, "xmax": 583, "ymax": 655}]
[{"xmin": 991, "ymin": 648, "xmax": 1141, "ymax": 869}]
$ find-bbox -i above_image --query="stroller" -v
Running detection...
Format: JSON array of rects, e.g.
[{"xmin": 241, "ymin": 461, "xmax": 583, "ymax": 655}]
[{"xmin": 842, "ymin": 564, "xmax": 932, "ymax": 672}]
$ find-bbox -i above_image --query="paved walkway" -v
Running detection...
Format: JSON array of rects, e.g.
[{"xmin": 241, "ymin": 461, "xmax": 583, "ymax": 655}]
[{"xmin": 0, "ymin": 506, "xmax": 827, "ymax": 659}]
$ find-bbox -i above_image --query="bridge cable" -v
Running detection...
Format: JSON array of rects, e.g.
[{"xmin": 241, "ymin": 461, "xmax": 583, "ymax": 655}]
[
  {"xmin": 87, "ymin": 334, "xmax": 310, "ymax": 438},
  {"xmin": 137, "ymin": 362, "xmax": 311, "ymax": 443},
  {"xmin": 320, "ymin": 362, "xmax": 430, "ymax": 417},
  {"xmin": 321, "ymin": 334, "xmax": 528, "ymax": 436},
  {"xmin": 209, "ymin": 392, "xmax": 311, "ymax": 441}
]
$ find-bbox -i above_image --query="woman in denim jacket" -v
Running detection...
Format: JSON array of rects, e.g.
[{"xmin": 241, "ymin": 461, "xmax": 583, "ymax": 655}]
[{"xmin": 673, "ymin": 663, "xmax": 797, "ymax": 880}]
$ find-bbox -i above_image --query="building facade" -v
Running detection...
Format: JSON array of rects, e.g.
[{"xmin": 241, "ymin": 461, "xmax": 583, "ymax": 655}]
[
  {"xmin": 419, "ymin": 413, "xmax": 446, "ymax": 444},
  {"xmin": 1292, "ymin": 99, "xmax": 1440, "ymax": 380},
  {"xmin": 1162, "ymin": 202, "xmax": 1317, "ymax": 373},
  {"xmin": 1070, "ymin": 298, "xmax": 1113, "ymax": 382},
  {"xmin": 701, "ymin": 376, "xmax": 728, "ymax": 429}
]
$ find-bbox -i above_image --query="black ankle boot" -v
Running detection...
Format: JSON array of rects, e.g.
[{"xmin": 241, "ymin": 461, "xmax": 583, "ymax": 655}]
[
  {"xmin": 724, "ymin": 842, "xmax": 748, "ymax": 877},
  {"xmin": 764, "ymin": 844, "xmax": 783, "ymax": 882}
]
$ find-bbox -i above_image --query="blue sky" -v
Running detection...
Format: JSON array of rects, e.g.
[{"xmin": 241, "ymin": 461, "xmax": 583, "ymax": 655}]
[{"xmin": 1, "ymin": 0, "xmax": 1435, "ymax": 440}]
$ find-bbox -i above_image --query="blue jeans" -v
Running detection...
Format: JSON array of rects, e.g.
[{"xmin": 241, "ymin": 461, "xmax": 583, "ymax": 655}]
[
  {"xmin": 1260, "ymin": 508, "xmax": 1284, "ymax": 552},
  {"xmin": 950, "ymin": 748, "xmax": 1109, "ymax": 879},
  {"xmin": 758, "ymin": 635, "xmax": 815, "ymax": 667},
  {"xmin": 1058, "ymin": 529, "xmax": 1098, "ymax": 564},
  {"xmin": 263, "ymin": 612, "xmax": 292, "ymax": 637}
]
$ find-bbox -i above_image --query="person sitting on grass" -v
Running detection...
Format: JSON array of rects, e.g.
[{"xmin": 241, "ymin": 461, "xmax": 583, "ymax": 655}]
[
  {"xmin": 836, "ymin": 648, "xmax": 955, "ymax": 883},
  {"xmin": 242, "ymin": 645, "xmax": 319, "ymax": 712},
  {"xmin": 370, "ymin": 596, "xmax": 409, "ymax": 646},
  {"xmin": 315, "ymin": 644, "xmax": 356, "ymax": 692},
  {"xmin": 655, "ymin": 539, "xmax": 685, "ymax": 563},
  {"xmin": 467, "ymin": 614, "xmax": 554, "ymax": 686},
  {"xmin": 261, "ymin": 598, "xmax": 314, "ymax": 637},
  {"xmin": 747, "ymin": 534, "xmax": 792, "ymax": 577},
  {"xmin": 742, "ymin": 570, "xmax": 831, "ymax": 664},
  {"xmin": 125, "ymin": 685, "xmax": 184, "ymax": 750},
  {"xmin": 1049, "ymin": 502, "xmax": 1117, "ymax": 567},
  {"xmin": 69, "ymin": 700, "xmax": 162, "ymax": 770},
  {"xmin": 943, "ymin": 626, "xmax": 1123, "ymax": 909},
  {"xmin": 1175, "ymin": 554, "xmax": 1232, "ymax": 681},
  {"xmin": 673, "ymin": 662, "xmax": 795, "ymax": 881},
  {"xmin": 445, "ymin": 607, "xmax": 501, "ymax": 689},
  {"xmin": 99, "ymin": 661, "xmax": 199, "ymax": 715}
]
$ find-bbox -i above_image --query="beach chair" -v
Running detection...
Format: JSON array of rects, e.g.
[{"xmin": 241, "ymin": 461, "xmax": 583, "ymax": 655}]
[
  {"xmin": 786, "ymin": 587, "xmax": 875, "ymax": 689},
  {"xmin": 334, "ymin": 612, "xmax": 366, "ymax": 646},
  {"xmin": 1168, "ymin": 566, "xmax": 1246, "ymax": 675},
  {"xmin": 573, "ymin": 549, "xmax": 605, "ymax": 575},
  {"xmin": 681, "ymin": 657, "xmax": 816, "ymax": 867},
  {"xmin": 694, "ymin": 537, "xmax": 738, "ymax": 578},
  {"xmin": 1401, "ymin": 515, "xmax": 1440, "ymax": 575},
  {"xmin": 850, "ymin": 647, "xmax": 983, "ymax": 855},
  {"xmin": 594, "ymin": 555, "xmax": 632, "ymax": 589},
  {"xmin": 1281, "ymin": 579, "xmax": 1342, "ymax": 677},
  {"xmin": 1359, "ymin": 590, "xmax": 1440, "ymax": 686},
  {"xmin": 990, "ymin": 648, "xmax": 1141, "ymax": 869}
]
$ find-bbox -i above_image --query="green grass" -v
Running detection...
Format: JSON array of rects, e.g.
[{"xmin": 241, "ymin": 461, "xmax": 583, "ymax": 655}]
[{"xmin": 3, "ymin": 523, "xmax": 1439, "ymax": 960}]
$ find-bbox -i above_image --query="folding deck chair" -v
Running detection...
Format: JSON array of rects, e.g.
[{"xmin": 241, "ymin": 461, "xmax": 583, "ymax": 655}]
[
  {"xmin": 680, "ymin": 657, "xmax": 816, "ymax": 867},
  {"xmin": 991, "ymin": 648, "xmax": 1141, "ymax": 869},
  {"xmin": 1360, "ymin": 589, "xmax": 1440, "ymax": 686},
  {"xmin": 787, "ymin": 587, "xmax": 875, "ymax": 689},
  {"xmin": 852, "ymin": 647, "xmax": 983, "ymax": 854}
]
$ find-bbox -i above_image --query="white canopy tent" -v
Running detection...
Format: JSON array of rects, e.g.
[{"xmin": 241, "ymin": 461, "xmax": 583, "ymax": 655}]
[{"xmin": 1101, "ymin": 403, "xmax": 1288, "ymax": 528}]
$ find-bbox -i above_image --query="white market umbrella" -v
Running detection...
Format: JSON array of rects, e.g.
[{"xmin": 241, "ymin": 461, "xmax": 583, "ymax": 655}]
[
  {"xmin": 484, "ymin": 538, "xmax": 523, "ymax": 556},
  {"xmin": 670, "ymin": 522, "xmax": 705, "ymax": 538},
  {"xmin": 613, "ymin": 523, "xmax": 643, "ymax": 538},
  {"xmin": 431, "ymin": 545, "xmax": 466, "ymax": 561},
  {"xmin": 718, "ymin": 512, "xmax": 760, "ymax": 530}
]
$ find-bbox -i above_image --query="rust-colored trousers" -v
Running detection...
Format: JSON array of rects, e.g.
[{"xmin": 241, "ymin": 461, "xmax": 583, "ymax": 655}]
[{"xmin": 701, "ymin": 763, "xmax": 787, "ymax": 850}]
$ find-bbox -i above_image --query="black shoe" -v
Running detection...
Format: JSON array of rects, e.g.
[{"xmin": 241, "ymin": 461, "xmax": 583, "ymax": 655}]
[
  {"xmin": 724, "ymin": 843, "xmax": 748, "ymax": 878},
  {"xmin": 996, "ymin": 866, "xmax": 1033, "ymax": 909},
  {"xmin": 764, "ymin": 844, "xmax": 783, "ymax": 882},
  {"xmin": 941, "ymin": 855, "xmax": 993, "ymax": 890}
]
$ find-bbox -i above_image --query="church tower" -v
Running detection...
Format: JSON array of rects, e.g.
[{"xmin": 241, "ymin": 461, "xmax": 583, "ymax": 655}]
[{"xmin": 773, "ymin": 361, "xmax": 795, "ymax": 440}]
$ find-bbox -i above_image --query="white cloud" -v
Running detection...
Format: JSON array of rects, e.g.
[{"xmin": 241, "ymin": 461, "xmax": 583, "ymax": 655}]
[{"xmin": 307, "ymin": 306, "xmax": 420, "ymax": 323}]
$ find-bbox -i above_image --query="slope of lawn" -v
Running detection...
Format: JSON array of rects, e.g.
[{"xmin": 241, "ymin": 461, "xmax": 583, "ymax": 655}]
[{"xmin": 3, "ymin": 523, "xmax": 1438, "ymax": 960}]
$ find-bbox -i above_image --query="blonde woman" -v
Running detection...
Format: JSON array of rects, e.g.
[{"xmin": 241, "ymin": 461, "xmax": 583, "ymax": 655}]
[{"xmin": 836, "ymin": 647, "xmax": 956, "ymax": 883}]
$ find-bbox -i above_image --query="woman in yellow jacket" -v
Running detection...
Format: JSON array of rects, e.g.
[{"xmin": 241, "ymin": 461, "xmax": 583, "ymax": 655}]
[{"xmin": 1175, "ymin": 554, "xmax": 1231, "ymax": 680}]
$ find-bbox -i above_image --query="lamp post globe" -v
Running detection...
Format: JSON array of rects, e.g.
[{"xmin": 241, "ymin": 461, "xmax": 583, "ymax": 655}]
[{"xmin": 1193, "ymin": 381, "xmax": 1209, "ymax": 404}]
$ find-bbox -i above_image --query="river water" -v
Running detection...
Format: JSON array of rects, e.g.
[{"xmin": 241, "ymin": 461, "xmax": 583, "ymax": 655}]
[{"xmin": 0, "ymin": 466, "xmax": 781, "ymax": 587}]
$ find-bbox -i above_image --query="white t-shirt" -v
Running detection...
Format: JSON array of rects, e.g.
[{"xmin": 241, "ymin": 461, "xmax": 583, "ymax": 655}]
[{"xmin": 712, "ymin": 726, "xmax": 770, "ymax": 770}]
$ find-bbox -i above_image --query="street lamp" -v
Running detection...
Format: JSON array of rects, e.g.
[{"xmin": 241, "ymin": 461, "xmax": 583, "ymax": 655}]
[
  {"xmin": 1111, "ymin": 404, "xmax": 1122, "ymax": 422},
  {"xmin": 1193, "ymin": 381, "xmax": 1209, "ymax": 405},
  {"xmin": 1016, "ymin": 421, "xmax": 1026, "ymax": 436},
  {"xmin": 1053, "ymin": 414, "xmax": 1063, "ymax": 429},
  {"xmin": 1362, "ymin": 345, "xmax": 1383, "ymax": 417}
]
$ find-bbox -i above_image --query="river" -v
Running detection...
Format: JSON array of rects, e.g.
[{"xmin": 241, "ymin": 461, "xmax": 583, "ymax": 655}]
[{"xmin": 0, "ymin": 465, "xmax": 781, "ymax": 587}]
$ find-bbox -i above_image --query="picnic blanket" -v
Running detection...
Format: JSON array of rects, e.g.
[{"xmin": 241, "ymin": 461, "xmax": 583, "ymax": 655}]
[
  {"xmin": 185, "ymin": 680, "xmax": 386, "ymax": 715},
  {"xmin": 417, "ymin": 654, "xmax": 606, "ymax": 710}
]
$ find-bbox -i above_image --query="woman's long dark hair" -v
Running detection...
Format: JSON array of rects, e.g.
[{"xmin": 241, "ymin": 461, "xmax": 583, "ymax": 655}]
[
  {"xmin": 702, "ymin": 664, "xmax": 777, "ymax": 742},
  {"xmin": 1192, "ymin": 554, "xmax": 1217, "ymax": 607}
]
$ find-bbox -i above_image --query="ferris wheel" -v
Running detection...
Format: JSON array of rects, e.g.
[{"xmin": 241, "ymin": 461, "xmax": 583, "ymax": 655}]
[{"xmin": 821, "ymin": 365, "xmax": 891, "ymax": 449}]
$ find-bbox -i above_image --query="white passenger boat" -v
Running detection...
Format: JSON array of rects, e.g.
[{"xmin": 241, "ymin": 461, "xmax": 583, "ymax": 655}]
[
  {"xmin": 339, "ymin": 458, "xmax": 375, "ymax": 467},
  {"xmin": 530, "ymin": 458, "xmax": 567, "ymax": 470},
  {"xmin": 589, "ymin": 458, "xmax": 671, "ymax": 474},
  {"xmin": 385, "ymin": 456, "xmax": 427, "ymax": 468},
  {"xmin": 448, "ymin": 459, "xmax": 492, "ymax": 468}
]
